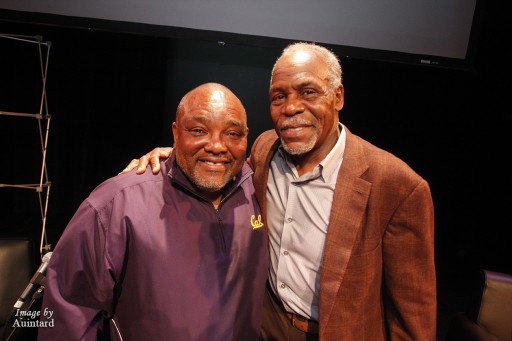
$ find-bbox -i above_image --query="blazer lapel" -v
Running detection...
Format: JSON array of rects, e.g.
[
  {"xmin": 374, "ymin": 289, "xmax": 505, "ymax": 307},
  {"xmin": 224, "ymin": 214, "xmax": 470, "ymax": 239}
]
[
  {"xmin": 318, "ymin": 130, "xmax": 372, "ymax": 331},
  {"xmin": 254, "ymin": 135, "xmax": 281, "ymax": 224}
]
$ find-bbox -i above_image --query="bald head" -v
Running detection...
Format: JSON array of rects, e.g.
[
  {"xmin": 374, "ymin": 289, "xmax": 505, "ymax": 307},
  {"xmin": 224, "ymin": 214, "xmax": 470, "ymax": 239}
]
[{"xmin": 176, "ymin": 83, "xmax": 247, "ymax": 124}]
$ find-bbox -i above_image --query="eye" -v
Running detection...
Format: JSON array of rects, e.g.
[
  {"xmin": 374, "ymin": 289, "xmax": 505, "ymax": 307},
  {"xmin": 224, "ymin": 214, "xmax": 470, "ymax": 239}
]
[
  {"xmin": 188, "ymin": 128, "xmax": 206, "ymax": 136},
  {"xmin": 302, "ymin": 89, "xmax": 318, "ymax": 99},
  {"xmin": 225, "ymin": 130, "xmax": 244, "ymax": 139},
  {"xmin": 271, "ymin": 93, "xmax": 285, "ymax": 104}
]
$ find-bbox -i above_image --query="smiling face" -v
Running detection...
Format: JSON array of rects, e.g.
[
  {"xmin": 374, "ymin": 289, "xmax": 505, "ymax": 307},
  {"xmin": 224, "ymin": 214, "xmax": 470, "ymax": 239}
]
[
  {"xmin": 269, "ymin": 48, "xmax": 344, "ymax": 163},
  {"xmin": 172, "ymin": 83, "xmax": 248, "ymax": 202}
]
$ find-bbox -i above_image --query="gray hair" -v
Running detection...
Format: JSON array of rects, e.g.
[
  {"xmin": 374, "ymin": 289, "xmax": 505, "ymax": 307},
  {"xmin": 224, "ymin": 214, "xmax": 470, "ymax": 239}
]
[{"xmin": 271, "ymin": 42, "xmax": 343, "ymax": 92}]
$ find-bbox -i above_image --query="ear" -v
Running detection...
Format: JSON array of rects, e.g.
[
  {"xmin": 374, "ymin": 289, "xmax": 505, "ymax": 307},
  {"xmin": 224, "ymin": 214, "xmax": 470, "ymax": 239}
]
[
  {"xmin": 334, "ymin": 85, "xmax": 344, "ymax": 111},
  {"xmin": 172, "ymin": 122, "xmax": 178, "ymax": 145}
]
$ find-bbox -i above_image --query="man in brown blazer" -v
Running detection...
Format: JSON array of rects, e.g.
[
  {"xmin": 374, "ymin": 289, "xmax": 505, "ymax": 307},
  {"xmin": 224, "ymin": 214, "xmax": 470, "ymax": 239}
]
[
  {"xmin": 249, "ymin": 42, "xmax": 436, "ymax": 341},
  {"xmin": 123, "ymin": 42, "xmax": 436, "ymax": 341},
  {"xmin": 249, "ymin": 128, "xmax": 436, "ymax": 341}
]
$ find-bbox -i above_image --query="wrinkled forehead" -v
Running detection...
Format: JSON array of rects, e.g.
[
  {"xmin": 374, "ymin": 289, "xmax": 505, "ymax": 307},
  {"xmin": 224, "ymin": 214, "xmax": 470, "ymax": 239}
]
[
  {"xmin": 182, "ymin": 109, "xmax": 246, "ymax": 127},
  {"xmin": 181, "ymin": 100, "xmax": 246, "ymax": 126}
]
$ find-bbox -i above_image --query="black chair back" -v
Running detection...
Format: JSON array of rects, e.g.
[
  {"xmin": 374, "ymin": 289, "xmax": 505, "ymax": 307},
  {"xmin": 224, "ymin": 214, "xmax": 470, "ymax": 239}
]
[{"xmin": 0, "ymin": 239, "xmax": 36, "ymax": 340}]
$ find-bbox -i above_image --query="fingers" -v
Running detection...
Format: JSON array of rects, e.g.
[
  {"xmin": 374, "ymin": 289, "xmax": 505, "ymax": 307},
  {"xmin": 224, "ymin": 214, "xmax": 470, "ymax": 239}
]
[
  {"xmin": 153, "ymin": 147, "xmax": 173, "ymax": 158},
  {"xmin": 120, "ymin": 147, "xmax": 173, "ymax": 175},
  {"xmin": 120, "ymin": 159, "xmax": 141, "ymax": 174},
  {"xmin": 147, "ymin": 147, "xmax": 173, "ymax": 174},
  {"xmin": 148, "ymin": 155, "xmax": 161, "ymax": 174},
  {"xmin": 136, "ymin": 154, "xmax": 152, "ymax": 174}
]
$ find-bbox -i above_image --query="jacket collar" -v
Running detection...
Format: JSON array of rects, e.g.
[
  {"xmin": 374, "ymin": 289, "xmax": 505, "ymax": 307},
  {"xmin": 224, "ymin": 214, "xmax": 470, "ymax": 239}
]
[{"xmin": 165, "ymin": 150, "xmax": 253, "ymax": 205}]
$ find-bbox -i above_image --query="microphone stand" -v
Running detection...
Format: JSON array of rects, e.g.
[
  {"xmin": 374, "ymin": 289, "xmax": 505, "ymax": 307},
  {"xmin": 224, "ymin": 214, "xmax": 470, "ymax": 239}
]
[{"xmin": 3, "ymin": 280, "xmax": 46, "ymax": 341}]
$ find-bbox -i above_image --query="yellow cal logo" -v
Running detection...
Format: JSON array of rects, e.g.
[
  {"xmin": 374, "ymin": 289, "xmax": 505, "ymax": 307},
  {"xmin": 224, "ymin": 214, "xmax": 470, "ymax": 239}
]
[{"xmin": 250, "ymin": 215, "xmax": 264, "ymax": 229}]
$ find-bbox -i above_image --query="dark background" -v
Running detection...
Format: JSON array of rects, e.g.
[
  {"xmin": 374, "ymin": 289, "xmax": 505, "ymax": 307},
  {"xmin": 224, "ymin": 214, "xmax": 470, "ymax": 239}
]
[{"xmin": 1, "ymin": 2, "xmax": 511, "ymax": 340}]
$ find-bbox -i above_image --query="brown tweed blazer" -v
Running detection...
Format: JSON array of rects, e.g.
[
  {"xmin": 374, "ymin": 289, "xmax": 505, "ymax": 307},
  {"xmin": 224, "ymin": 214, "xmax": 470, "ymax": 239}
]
[{"xmin": 249, "ymin": 127, "xmax": 436, "ymax": 341}]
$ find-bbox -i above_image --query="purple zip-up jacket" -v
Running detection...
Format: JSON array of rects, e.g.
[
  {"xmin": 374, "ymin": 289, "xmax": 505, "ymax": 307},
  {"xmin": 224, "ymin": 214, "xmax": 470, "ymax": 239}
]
[{"xmin": 38, "ymin": 152, "xmax": 269, "ymax": 341}]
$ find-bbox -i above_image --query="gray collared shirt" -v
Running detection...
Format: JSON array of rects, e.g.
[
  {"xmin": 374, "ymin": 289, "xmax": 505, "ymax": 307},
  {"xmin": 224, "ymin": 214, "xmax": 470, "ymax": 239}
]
[{"xmin": 267, "ymin": 123, "xmax": 346, "ymax": 320}]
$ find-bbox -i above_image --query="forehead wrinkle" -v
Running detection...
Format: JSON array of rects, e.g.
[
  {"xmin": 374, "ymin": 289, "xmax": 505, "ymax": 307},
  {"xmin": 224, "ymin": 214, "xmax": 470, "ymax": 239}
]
[
  {"xmin": 228, "ymin": 119, "xmax": 244, "ymax": 128},
  {"xmin": 295, "ymin": 79, "xmax": 318, "ymax": 90},
  {"xmin": 222, "ymin": 113, "xmax": 246, "ymax": 128},
  {"xmin": 182, "ymin": 113, "xmax": 245, "ymax": 128},
  {"xmin": 179, "ymin": 112, "xmax": 209, "ymax": 124},
  {"xmin": 270, "ymin": 78, "xmax": 323, "ymax": 94}
]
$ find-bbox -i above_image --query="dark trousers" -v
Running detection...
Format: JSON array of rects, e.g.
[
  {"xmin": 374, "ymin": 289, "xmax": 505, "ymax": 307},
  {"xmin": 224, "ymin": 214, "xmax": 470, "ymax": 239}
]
[{"xmin": 260, "ymin": 285, "xmax": 319, "ymax": 341}]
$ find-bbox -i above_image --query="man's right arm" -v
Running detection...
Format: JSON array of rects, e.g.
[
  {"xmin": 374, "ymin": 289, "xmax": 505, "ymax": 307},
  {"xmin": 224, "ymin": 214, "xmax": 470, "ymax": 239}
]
[{"xmin": 38, "ymin": 201, "xmax": 116, "ymax": 340}]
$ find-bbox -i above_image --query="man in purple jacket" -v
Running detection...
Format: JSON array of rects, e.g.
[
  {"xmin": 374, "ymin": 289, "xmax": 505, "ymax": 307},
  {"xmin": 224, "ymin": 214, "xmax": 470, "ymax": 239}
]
[{"xmin": 37, "ymin": 83, "xmax": 269, "ymax": 341}]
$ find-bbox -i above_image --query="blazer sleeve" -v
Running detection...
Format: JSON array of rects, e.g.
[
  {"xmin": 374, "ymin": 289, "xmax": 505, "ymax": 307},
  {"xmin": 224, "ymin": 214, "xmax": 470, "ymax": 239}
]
[{"xmin": 383, "ymin": 178, "xmax": 436, "ymax": 341}]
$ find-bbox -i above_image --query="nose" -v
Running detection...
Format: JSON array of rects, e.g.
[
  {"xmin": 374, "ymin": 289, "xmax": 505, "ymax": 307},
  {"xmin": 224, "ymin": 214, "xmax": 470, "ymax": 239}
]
[
  {"xmin": 282, "ymin": 94, "xmax": 305, "ymax": 116},
  {"xmin": 204, "ymin": 134, "xmax": 228, "ymax": 154}
]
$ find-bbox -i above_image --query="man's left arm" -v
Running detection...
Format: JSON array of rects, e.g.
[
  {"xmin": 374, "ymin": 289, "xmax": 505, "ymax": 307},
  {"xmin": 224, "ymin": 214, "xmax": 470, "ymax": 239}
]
[{"xmin": 383, "ymin": 179, "xmax": 436, "ymax": 341}]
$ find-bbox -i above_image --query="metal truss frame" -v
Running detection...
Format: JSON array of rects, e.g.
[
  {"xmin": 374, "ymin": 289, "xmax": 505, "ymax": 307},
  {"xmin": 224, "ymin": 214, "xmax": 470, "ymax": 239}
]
[{"xmin": 0, "ymin": 33, "xmax": 52, "ymax": 256}]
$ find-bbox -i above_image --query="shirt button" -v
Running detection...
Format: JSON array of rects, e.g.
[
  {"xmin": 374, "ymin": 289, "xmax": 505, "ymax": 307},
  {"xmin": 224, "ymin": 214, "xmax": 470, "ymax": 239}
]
[
  {"xmin": 287, "ymin": 217, "xmax": 293, "ymax": 223},
  {"xmin": 283, "ymin": 250, "xmax": 289, "ymax": 255},
  {"xmin": 280, "ymin": 283, "xmax": 286, "ymax": 289}
]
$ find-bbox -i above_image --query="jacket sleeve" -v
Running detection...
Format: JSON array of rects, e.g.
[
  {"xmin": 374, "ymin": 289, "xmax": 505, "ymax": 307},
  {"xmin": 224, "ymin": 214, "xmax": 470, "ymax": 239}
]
[
  {"xmin": 248, "ymin": 129, "xmax": 278, "ymax": 169},
  {"xmin": 37, "ymin": 200, "xmax": 117, "ymax": 341},
  {"xmin": 383, "ymin": 179, "xmax": 437, "ymax": 341}
]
